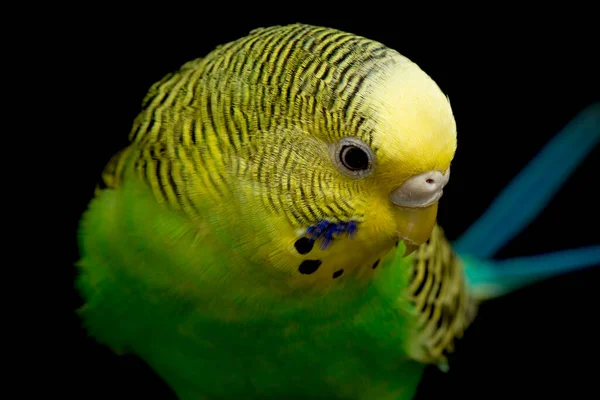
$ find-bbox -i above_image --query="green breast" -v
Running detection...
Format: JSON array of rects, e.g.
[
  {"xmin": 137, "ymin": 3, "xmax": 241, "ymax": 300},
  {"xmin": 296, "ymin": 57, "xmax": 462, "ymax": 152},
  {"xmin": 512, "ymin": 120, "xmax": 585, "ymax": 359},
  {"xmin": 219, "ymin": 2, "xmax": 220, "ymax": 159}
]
[
  {"xmin": 77, "ymin": 169, "xmax": 429, "ymax": 400},
  {"xmin": 133, "ymin": 298, "xmax": 426, "ymax": 400}
]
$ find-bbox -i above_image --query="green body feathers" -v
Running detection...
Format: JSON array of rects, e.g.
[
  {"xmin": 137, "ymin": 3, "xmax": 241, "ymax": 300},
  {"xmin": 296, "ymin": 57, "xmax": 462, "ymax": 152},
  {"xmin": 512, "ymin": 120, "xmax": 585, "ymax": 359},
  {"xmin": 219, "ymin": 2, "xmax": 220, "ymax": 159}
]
[{"xmin": 77, "ymin": 175, "xmax": 473, "ymax": 399}]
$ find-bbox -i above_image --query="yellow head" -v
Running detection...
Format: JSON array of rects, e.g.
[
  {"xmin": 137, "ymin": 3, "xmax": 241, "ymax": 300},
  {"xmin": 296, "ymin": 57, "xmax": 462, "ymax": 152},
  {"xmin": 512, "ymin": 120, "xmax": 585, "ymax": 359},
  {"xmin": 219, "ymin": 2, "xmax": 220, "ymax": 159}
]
[
  {"xmin": 211, "ymin": 25, "xmax": 457, "ymax": 291},
  {"xmin": 126, "ymin": 24, "xmax": 457, "ymax": 294}
]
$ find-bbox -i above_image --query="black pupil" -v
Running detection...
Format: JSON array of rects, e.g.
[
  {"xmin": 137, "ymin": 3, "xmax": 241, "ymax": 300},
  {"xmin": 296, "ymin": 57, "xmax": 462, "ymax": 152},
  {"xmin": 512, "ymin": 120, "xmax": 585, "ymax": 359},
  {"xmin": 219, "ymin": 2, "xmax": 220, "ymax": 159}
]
[{"xmin": 341, "ymin": 145, "xmax": 369, "ymax": 170}]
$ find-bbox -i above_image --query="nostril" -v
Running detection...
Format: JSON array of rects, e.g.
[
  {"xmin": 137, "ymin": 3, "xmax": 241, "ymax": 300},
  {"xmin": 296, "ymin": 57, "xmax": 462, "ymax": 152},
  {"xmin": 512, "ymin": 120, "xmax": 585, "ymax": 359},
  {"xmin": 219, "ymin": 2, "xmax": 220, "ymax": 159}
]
[{"xmin": 390, "ymin": 170, "xmax": 449, "ymax": 208}]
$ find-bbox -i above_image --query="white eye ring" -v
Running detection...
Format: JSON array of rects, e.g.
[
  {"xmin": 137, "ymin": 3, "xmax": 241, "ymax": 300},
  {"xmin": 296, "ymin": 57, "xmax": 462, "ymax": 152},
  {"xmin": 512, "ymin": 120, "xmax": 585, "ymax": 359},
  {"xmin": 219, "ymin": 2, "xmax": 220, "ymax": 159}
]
[{"xmin": 330, "ymin": 137, "xmax": 376, "ymax": 178}]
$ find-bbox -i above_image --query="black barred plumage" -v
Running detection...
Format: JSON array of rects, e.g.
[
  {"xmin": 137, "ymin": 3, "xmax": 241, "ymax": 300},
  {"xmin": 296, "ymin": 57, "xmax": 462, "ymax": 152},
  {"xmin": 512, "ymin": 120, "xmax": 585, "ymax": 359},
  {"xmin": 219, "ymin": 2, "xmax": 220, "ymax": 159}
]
[
  {"xmin": 101, "ymin": 24, "xmax": 402, "ymax": 227},
  {"xmin": 407, "ymin": 225, "xmax": 478, "ymax": 366}
]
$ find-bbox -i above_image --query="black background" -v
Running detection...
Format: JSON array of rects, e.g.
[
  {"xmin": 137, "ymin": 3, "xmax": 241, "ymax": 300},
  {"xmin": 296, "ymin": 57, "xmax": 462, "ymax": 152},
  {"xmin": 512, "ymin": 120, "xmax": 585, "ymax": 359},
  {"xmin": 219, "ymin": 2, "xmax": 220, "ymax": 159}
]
[{"xmin": 45, "ymin": 7, "xmax": 599, "ymax": 400}]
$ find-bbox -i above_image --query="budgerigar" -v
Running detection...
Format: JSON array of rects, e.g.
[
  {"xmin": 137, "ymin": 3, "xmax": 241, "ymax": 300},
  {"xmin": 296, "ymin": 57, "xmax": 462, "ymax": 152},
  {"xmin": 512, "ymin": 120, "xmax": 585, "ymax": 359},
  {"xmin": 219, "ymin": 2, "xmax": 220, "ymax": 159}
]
[{"xmin": 76, "ymin": 24, "xmax": 600, "ymax": 399}]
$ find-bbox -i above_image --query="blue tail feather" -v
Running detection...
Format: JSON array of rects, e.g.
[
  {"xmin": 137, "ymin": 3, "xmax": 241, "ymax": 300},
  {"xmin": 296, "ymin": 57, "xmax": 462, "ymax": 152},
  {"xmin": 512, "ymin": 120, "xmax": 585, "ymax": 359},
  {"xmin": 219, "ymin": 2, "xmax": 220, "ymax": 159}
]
[
  {"xmin": 453, "ymin": 103, "xmax": 600, "ymax": 299},
  {"xmin": 461, "ymin": 246, "xmax": 600, "ymax": 299},
  {"xmin": 454, "ymin": 103, "xmax": 600, "ymax": 259}
]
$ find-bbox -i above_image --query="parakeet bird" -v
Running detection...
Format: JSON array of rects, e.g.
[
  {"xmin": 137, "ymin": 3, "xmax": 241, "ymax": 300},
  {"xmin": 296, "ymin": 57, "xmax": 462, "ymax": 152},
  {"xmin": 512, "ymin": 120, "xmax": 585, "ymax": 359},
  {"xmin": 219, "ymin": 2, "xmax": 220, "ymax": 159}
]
[{"xmin": 76, "ymin": 24, "xmax": 600, "ymax": 399}]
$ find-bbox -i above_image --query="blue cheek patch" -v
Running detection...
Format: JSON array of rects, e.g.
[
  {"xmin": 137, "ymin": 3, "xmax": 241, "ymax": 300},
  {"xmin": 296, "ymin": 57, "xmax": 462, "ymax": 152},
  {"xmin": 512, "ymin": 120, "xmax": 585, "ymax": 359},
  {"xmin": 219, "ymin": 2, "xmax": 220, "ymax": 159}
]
[{"xmin": 305, "ymin": 220, "xmax": 358, "ymax": 250}]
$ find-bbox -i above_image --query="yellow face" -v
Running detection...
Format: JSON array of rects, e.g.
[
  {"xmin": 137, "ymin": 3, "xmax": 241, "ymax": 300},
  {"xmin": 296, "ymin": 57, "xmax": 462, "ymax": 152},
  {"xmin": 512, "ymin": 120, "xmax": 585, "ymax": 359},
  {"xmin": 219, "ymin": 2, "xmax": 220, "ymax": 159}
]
[
  {"xmin": 232, "ymin": 55, "xmax": 457, "ymax": 292},
  {"xmin": 360, "ymin": 57, "xmax": 456, "ymax": 251},
  {"xmin": 116, "ymin": 25, "xmax": 457, "ymax": 304}
]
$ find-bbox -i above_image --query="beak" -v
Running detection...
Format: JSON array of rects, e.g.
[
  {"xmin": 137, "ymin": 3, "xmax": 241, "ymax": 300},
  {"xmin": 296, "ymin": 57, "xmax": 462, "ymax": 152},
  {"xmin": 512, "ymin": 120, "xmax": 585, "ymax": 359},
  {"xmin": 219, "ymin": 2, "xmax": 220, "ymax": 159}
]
[
  {"xmin": 393, "ymin": 202, "xmax": 438, "ymax": 256},
  {"xmin": 389, "ymin": 168, "xmax": 449, "ymax": 256}
]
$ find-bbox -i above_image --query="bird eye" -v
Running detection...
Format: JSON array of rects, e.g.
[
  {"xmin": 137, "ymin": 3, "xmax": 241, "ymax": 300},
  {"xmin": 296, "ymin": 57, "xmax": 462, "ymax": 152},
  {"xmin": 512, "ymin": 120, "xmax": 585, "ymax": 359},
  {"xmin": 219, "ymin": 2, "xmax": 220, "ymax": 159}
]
[
  {"xmin": 331, "ymin": 137, "xmax": 375, "ymax": 178},
  {"xmin": 340, "ymin": 145, "xmax": 369, "ymax": 171}
]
